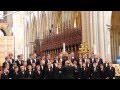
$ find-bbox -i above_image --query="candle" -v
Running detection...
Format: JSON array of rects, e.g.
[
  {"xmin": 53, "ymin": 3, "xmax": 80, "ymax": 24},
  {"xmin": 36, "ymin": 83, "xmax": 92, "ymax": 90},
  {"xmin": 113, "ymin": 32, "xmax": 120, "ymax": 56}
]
[{"xmin": 63, "ymin": 43, "xmax": 65, "ymax": 52}]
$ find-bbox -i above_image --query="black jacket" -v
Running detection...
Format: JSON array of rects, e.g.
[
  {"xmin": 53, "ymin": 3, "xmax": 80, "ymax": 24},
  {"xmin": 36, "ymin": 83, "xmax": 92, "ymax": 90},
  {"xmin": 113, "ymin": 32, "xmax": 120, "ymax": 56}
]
[{"xmin": 34, "ymin": 71, "xmax": 43, "ymax": 79}]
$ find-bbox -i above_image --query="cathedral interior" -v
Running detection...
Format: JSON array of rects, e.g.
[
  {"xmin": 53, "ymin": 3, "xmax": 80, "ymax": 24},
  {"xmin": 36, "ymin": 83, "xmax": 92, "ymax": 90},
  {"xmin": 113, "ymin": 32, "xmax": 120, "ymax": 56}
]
[{"xmin": 0, "ymin": 11, "xmax": 120, "ymax": 79}]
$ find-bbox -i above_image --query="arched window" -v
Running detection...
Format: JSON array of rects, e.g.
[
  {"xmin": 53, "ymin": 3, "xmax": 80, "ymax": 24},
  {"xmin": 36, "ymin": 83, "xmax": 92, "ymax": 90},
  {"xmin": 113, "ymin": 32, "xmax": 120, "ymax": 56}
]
[
  {"xmin": 0, "ymin": 29, "xmax": 6, "ymax": 37},
  {"xmin": 0, "ymin": 11, "xmax": 4, "ymax": 19}
]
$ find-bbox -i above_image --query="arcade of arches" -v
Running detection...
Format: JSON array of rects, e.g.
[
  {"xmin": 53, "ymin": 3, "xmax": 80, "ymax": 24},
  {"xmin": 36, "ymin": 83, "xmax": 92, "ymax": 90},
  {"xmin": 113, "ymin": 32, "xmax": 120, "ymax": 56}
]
[{"xmin": 0, "ymin": 11, "xmax": 120, "ymax": 66}]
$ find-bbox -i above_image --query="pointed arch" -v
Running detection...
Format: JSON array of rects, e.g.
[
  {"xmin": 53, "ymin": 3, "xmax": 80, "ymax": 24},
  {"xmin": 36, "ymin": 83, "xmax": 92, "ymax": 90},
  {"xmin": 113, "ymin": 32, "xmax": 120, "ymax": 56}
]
[
  {"xmin": 41, "ymin": 11, "xmax": 47, "ymax": 38},
  {"xmin": 32, "ymin": 15, "xmax": 37, "ymax": 41}
]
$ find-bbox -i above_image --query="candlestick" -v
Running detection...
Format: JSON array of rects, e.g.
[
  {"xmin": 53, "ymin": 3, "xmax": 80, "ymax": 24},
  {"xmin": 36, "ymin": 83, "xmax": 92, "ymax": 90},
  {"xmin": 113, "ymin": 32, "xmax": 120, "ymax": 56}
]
[{"xmin": 63, "ymin": 43, "xmax": 65, "ymax": 52}]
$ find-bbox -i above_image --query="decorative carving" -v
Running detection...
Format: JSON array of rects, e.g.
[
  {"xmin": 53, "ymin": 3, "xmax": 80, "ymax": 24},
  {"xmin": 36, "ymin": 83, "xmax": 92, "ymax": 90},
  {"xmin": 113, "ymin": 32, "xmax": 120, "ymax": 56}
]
[
  {"xmin": 40, "ymin": 27, "xmax": 82, "ymax": 58},
  {"xmin": 78, "ymin": 42, "xmax": 89, "ymax": 55}
]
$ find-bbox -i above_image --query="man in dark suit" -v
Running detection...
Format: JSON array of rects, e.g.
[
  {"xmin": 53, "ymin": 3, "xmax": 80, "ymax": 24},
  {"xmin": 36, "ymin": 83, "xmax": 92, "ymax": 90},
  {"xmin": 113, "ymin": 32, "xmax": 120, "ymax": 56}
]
[
  {"xmin": 50, "ymin": 59, "xmax": 56, "ymax": 72},
  {"xmin": 27, "ymin": 54, "xmax": 35, "ymax": 66},
  {"xmin": 34, "ymin": 65, "xmax": 43, "ymax": 79},
  {"xmin": 15, "ymin": 55, "xmax": 24, "ymax": 68},
  {"xmin": 44, "ymin": 63, "xmax": 54, "ymax": 79},
  {"xmin": 86, "ymin": 58, "xmax": 92, "ymax": 78},
  {"xmin": 62, "ymin": 60, "xmax": 74, "ymax": 79},
  {"xmin": 78, "ymin": 61, "xmax": 83, "ymax": 79},
  {"xmin": 96, "ymin": 54, "xmax": 103, "ymax": 64},
  {"xmin": 81, "ymin": 63, "xmax": 90, "ymax": 79},
  {"xmin": 8, "ymin": 53, "xmax": 15, "ymax": 69},
  {"xmin": 94, "ymin": 55, "xmax": 103, "ymax": 68},
  {"xmin": 70, "ymin": 52, "xmax": 76, "ymax": 63},
  {"xmin": 83, "ymin": 54, "xmax": 88, "ymax": 63},
  {"xmin": 1, "ymin": 68, "xmax": 9, "ymax": 79},
  {"xmin": 58, "ymin": 53, "xmax": 64, "ymax": 66},
  {"xmin": 73, "ymin": 61, "xmax": 80, "ymax": 79},
  {"xmin": 78, "ymin": 54, "xmax": 84, "ymax": 64},
  {"xmin": 89, "ymin": 53, "xmax": 96, "ymax": 63},
  {"xmin": 40, "ymin": 60, "xmax": 45, "ymax": 79},
  {"xmin": 2, "ymin": 56, "xmax": 10, "ymax": 69},
  {"xmin": 18, "ymin": 66, "xmax": 27, "ymax": 79},
  {"xmin": 23, "ymin": 61, "xmax": 28, "ymax": 71},
  {"xmin": 103, "ymin": 58, "xmax": 110, "ymax": 69},
  {"xmin": 54, "ymin": 62, "xmax": 63, "ymax": 79},
  {"xmin": 9, "ymin": 62, "xmax": 18, "ymax": 79},
  {"xmin": 86, "ymin": 58, "xmax": 93, "ymax": 69},
  {"xmin": 32, "ymin": 62, "xmax": 36, "ymax": 71},
  {"xmin": 91, "ymin": 62, "xmax": 100, "ymax": 79},
  {"xmin": 33, "ymin": 53, "xmax": 39, "ymax": 65},
  {"xmin": 26, "ymin": 65, "xmax": 34, "ymax": 79},
  {"xmin": 107, "ymin": 62, "xmax": 115, "ymax": 79},
  {"xmin": 12, "ymin": 66, "xmax": 19, "ymax": 79},
  {"xmin": 98, "ymin": 64, "xmax": 107, "ymax": 79},
  {"xmin": 45, "ymin": 54, "xmax": 51, "ymax": 67}
]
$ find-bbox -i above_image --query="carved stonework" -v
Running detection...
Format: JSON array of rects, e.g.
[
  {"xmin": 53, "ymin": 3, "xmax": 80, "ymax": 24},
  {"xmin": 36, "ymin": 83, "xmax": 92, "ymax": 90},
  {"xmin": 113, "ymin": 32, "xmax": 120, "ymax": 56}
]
[{"xmin": 0, "ymin": 23, "xmax": 8, "ymax": 35}]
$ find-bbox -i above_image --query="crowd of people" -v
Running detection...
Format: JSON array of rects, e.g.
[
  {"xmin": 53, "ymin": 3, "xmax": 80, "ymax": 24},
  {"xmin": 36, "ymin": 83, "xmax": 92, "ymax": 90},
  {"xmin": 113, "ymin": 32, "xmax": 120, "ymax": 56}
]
[{"xmin": 0, "ymin": 52, "xmax": 115, "ymax": 79}]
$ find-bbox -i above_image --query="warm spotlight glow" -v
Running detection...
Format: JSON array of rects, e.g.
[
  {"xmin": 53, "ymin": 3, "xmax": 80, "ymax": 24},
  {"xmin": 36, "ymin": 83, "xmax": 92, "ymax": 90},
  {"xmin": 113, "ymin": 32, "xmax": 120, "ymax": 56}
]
[{"xmin": 74, "ymin": 19, "xmax": 76, "ymax": 28}]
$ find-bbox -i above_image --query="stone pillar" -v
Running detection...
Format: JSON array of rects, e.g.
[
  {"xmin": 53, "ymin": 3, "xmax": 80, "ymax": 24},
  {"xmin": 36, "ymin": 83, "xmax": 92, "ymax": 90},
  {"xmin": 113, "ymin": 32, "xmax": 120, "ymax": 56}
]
[
  {"xmin": 81, "ymin": 11, "xmax": 87, "ymax": 43},
  {"xmin": 97, "ymin": 11, "xmax": 105, "ymax": 60},
  {"xmin": 29, "ymin": 11, "xmax": 32, "ymax": 54},
  {"xmin": 37, "ymin": 11, "xmax": 39, "ymax": 38},
  {"xmin": 104, "ymin": 11, "xmax": 112, "ymax": 61},
  {"xmin": 89, "ymin": 11, "xmax": 94, "ymax": 53},
  {"xmin": 81, "ymin": 11, "xmax": 112, "ymax": 60}
]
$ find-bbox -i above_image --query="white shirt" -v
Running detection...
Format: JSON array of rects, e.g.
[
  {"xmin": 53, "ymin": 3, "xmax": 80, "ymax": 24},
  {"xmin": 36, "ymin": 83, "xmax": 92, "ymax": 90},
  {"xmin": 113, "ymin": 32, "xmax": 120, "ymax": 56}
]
[
  {"xmin": 34, "ymin": 59, "xmax": 36, "ymax": 63},
  {"xmin": 51, "ymin": 64, "xmax": 53, "ymax": 68},
  {"xmin": 25, "ymin": 67, "xmax": 26, "ymax": 71},
  {"xmin": 88, "ymin": 64, "xmax": 89, "ymax": 67},
  {"xmin": 85, "ymin": 59, "xmax": 87, "ymax": 63},
  {"xmin": 29, "ymin": 71, "xmax": 31, "ymax": 75},
  {"xmin": 71, "ymin": 57, "xmax": 74, "ymax": 59},
  {"xmin": 92, "ymin": 58, "xmax": 94, "ymax": 62},
  {"xmin": 49, "ymin": 69, "xmax": 50, "ymax": 71},
  {"xmin": 60, "ymin": 59, "xmax": 62, "ymax": 62},
  {"xmin": 110, "ymin": 67, "xmax": 111, "ymax": 70},
  {"xmin": 10, "ymin": 59, "xmax": 12, "ymax": 64},
  {"xmin": 56, "ymin": 60, "xmax": 58, "ymax": 63},
  {"xmin": 41, "ymin": 66, "xmax": 43, "ymax": 70},
  {"xmin": 19, "ymin": 60, "xmax": 21, "ymax": 64},
  {"xmin": 79, "ymin": 58, "xmax": 82, "ymax": 62},
  {"xmin": 106, "ymin": 63, "xmax": 108, "ymax": 67},
  {"xmin": 48, "ymin": 60, "xmax": 50, "ymax": 63},
  {"xmin": 30, "ymin": 59, "xmax": 32, "ymax": 64},
  {"xmin": 38, "ymin": 71, "xmax": 40, "ymax": 74}
]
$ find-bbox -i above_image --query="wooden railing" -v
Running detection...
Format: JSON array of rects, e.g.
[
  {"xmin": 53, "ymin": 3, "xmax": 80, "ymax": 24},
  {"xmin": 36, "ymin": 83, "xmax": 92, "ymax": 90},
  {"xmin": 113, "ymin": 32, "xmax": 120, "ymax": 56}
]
[{"xmin": 35, "ymin": 27, "xmax": 82, "ymax": 58}]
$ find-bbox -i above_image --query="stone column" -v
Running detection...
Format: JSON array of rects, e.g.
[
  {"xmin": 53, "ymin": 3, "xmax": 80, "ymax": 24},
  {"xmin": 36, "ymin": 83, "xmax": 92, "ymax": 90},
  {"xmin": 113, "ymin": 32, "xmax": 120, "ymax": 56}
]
[
  {"xmin": 89, "ymin": 11, "xmax": 94, "ymax": 53},
  {"xmin": 97, "ymin": 11, "xmax": 105, "ymax": 60},
  {"xmin": 37, "ymin": 11, "xmax": 39, "ymax": 38},
  {"xmin": 103, "ymin": 11, "xmax": 112, "ymax": 61},
  {"xmin": 81, "ymin": 11, "xmax": 112, "ymax": 60},
  {"xmin": 29, "ymin": 11, "xmax": 32, "ymax": 54},
  {"xmin": 81, "ymin": 11, "xmax": 87, "ymax": 43}
]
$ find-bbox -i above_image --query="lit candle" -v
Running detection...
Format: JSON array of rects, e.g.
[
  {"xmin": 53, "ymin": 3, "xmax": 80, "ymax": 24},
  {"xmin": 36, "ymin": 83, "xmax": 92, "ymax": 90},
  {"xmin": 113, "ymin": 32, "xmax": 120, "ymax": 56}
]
[
  {"xmin": 74, "ymin": 19, "xmax": 76, "ymax": 28},
  {"xmin": 63, "ymin": 43, "xmax": 65, "ymax": 52}
]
